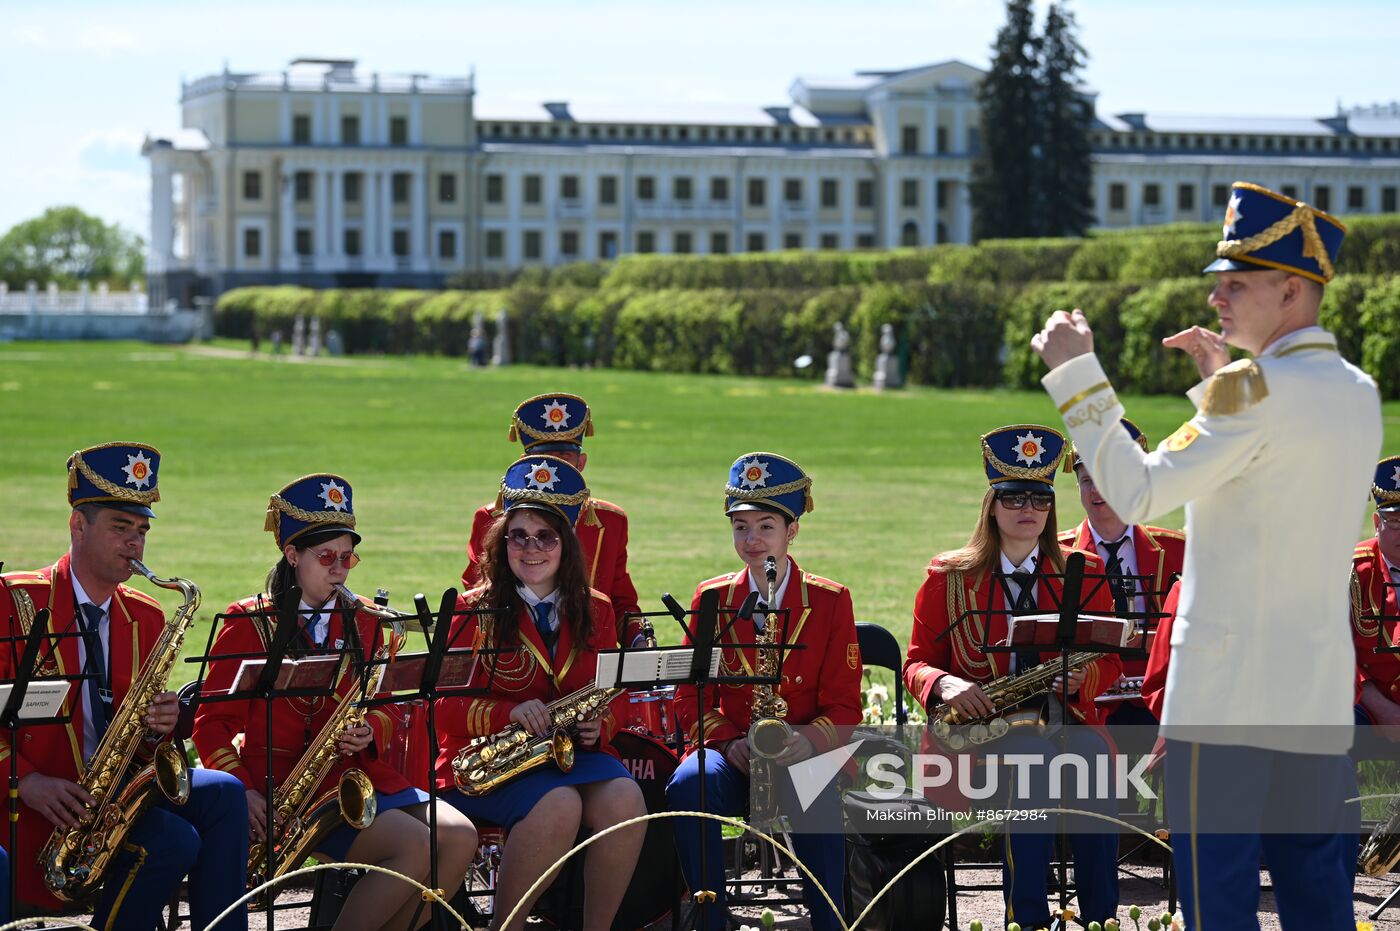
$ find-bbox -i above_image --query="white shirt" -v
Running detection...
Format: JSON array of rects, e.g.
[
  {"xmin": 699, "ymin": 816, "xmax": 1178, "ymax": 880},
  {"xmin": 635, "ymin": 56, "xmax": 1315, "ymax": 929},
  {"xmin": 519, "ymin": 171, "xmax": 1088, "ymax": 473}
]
[
  {"xmin": 298, "ymin": 596, "xmax": 337, "ymax": 647},
  {"xmin": 999, "ymin": 548, "xmax": 1040, "ymax": 673},
  {"xmin": 69, "ymin": 569, "xmax": 113, "ymax": 762},
  {"xmin": 746, "ymin": 556, "xmax": 794, "ymax": 632},
  {"xmin": 516, "ymin": 585, "xmax": 561, "ymax": 632},
  {"xmin": 1088, "ymin": 523, "xmax": 1145, "ymax": 616}
]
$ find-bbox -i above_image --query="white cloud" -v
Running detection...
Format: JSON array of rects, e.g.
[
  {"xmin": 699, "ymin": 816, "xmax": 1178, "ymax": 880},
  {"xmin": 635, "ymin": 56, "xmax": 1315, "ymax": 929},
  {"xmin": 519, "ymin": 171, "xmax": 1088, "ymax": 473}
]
[
  {"xmin": 12, "ymin": 25, "xmax": 47, "ymax": 48},
  {"xmin": 75, "ymin": 25, "xmax": 144, "ymax": 55}
]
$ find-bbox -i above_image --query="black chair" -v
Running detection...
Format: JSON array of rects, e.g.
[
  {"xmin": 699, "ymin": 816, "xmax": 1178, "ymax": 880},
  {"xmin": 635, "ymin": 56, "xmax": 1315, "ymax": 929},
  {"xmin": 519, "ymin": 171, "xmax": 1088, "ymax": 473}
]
[{"xmin": 854, "ymin": 622, "xmax": 907, "ymax": 726}]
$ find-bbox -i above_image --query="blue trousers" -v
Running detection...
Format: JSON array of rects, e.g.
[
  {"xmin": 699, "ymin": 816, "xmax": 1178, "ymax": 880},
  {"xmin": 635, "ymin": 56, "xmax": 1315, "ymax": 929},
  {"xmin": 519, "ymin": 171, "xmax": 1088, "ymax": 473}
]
[
  {"xmin": 1164, "ymin": 740, "xmax": 1358, "ymax": 931},
  {"xmin": 666, "ymin": 748, "xmax": 846, "ymax": 931},
  {"xmin": 993, "ymin": 728, "xmax": 1120, "ymax": 929},
  {"xmin": 94, "ymin": 767, "xmax": 248, "ymax": 931}
]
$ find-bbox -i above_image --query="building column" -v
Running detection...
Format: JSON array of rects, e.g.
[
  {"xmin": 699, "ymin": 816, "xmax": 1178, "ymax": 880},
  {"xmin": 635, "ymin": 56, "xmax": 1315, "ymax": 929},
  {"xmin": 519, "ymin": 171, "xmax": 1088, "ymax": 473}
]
[
  {"xmin": 883, "ymin": 168, "xmax": 900, "ymax": 246},
  {"xmin": 1097, "ymin": 175, "xmax": 1110, "ymax": 227},
  {"xmin": 280, "ymin": 163, "xmax": 296, "ymax": 270},
  {"xmin": 411, "ymin": 167, "xmax": 427, "ymax": 271},
  {"xmin": 953, "ymin": 180, "xmax": 972, "ymax": 244},
  {"xmin": 380, "ymin": 168, "xmax": 394, "ymax": 266},
  {"xmin": 953, "ymin": 103, "xmax": 967, "ymax": 155},
  {"xmin": 149, "ymin": 160, "xmax": 174, "ymax": 274},
  {"xmin": 315, "ymin": 169, "xmax": 332, "ymax": 269}
]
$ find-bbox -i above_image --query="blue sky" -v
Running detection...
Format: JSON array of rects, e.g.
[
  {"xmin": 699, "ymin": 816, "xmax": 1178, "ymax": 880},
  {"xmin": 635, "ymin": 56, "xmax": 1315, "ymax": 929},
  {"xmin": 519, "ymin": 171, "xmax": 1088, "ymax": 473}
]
[{"xmin": 3, "ymin": 0, "xmax": 1398, "ymax": 240}]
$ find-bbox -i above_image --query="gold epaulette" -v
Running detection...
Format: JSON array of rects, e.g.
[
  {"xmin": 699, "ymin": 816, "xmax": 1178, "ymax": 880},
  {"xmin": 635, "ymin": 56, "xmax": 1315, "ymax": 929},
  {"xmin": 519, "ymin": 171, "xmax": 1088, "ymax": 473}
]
[
  {"xmin": 697, "ymin": 574, "xmax": 737, "ymax": 593},
  {"xmin": 1, "ymin": 572, "xmax": 47, "ymax": 587},
  {"xmin": 1202, "ymin": 359, "xmax": 1269, "ymax": 416},
  {"xmin": 589, "ymin": 588, "xmax": 613, "ymax": 608},
  {"xmin": 1148, "ymin": 527, "xmax": 1186, "ymax": 542},
  {"xmin": 589, "ymin": 498, "xmax": 627, "ymax": 517},
  {"xmin": 120, "ymin": 586, "xmax": 163, "ymax": 610},
  {"xmin": 1056, "ymin": 530, "xmax": 1076, "ymax": 545},
  {"xmin": 803, "ymin": 572, "xmax": 845, "ymax": 594}
]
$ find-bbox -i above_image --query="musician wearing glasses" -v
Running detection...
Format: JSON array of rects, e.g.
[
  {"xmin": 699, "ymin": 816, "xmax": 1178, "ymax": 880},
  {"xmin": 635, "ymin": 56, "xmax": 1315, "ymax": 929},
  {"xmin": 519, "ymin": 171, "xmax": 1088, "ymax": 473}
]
[
  {"xmin": 193, "ymin": 474, "xmax": 477, "ymax": 931},
  {"xmin": 437, "ymin": 456, "xmax": 645, "ymax": 931},
  {"xmin": 667, "ymin": 452, "xmax": 862, "ymax": 931},
  {"xmin": 903, "ymin": 425, "xmax": 1121, "ymax": 930},
  {"xmin": 0, "ymin": 443, "xmax": 247, "ymax": 930},
  {"xmin": 1353, "ymin": 457, "xmax": 1400, "ymax": 731}
]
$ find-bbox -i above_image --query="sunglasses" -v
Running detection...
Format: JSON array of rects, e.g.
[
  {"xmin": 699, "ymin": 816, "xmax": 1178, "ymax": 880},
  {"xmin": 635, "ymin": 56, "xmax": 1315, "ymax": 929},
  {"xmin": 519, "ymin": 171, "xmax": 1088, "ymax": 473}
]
[
  {"xmin": 506, "ymin": 528, "xmax": 561, "ymax": 552},
  {"xmin": 308, "ymin": 549, "xmax": 360, "ymax": 568},
  {"xmin": 996, "ymin": 491, "xmax": 1055, "ymax": 512}
]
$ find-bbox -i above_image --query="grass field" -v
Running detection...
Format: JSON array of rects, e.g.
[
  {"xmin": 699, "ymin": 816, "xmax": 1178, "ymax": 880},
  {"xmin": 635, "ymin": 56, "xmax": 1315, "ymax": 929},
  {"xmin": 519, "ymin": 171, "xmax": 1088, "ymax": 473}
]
[{"xmin": 4, "ymin": 340, "xmax": 1398, "ymax": 689}]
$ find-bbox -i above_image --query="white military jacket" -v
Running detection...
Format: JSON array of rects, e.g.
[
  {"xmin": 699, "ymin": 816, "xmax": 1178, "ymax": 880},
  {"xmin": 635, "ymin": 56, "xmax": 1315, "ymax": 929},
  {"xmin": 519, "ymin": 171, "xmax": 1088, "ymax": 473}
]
[{"xmin": 1043, "ymin": 326, "xmax": 1381, "ymax": 753}]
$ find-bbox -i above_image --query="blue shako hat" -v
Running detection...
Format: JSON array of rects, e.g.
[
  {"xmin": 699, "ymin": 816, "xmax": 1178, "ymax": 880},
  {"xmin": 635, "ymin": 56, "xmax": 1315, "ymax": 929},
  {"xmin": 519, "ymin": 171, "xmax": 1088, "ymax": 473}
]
[
  {"xmin": 265, "ymin": 473, "xmax": 361, "ymax": 550},
  {"xmin": 1374, "ymin": 456, "xmax": 1400, "ymax": 514},
  {"xmin": 500, "ymin": 455, "xmax": 590, "ymax": 527},
  {"xmin": 1065, "ymin": 418, "xmax": 1148, "ymax": 473},
  {"xmin": 981, "ymin": 424, "xmax": 1066, "ymax": 493},
  {"xmin": 724, "ymin": 452, "xmax": 813, "ymax": 521},
  {"xmin": 1203, "ymin": 181, "xmax": 1346, "ymax": 284},
  {"xmin": 67, "ymin": 442, "xmax": 162, "ymax": 518},
  {"xmin": 508, "ymin": 393, "xmax": 593, "ymax": 453}
]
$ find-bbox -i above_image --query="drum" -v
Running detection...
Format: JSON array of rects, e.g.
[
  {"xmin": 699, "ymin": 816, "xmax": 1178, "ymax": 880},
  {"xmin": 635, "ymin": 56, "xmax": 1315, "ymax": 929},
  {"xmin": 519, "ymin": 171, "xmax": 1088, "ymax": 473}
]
[
  {"xmin": 538, "ymin": 731, "xmax": 686, "ymax": 930},
  {"xmin": 620, "ymin": 686, "xmax": 677, "ymax": 742}
]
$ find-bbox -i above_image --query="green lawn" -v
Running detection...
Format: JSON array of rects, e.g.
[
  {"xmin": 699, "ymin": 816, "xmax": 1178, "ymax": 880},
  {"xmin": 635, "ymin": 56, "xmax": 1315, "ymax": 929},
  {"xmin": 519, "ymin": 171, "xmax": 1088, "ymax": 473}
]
[{"xmin": 3, "ymin": 341, "xmax": 1398, "ymax": 689}]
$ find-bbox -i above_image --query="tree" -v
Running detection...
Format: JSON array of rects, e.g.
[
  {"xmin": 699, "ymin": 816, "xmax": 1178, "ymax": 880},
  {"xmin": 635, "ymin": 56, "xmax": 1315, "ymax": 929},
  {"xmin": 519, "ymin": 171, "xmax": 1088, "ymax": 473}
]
[
  {"xmin": 972, "ymin": 0, "xmax": 1042, "ymax": 241},
  {"xmin": 0, "ymin": 206, "xmax": 145, "ymax": 289},
  {"xmin": 1039, "ymin": 2, "xmax": 1096, "ymax": 236}
]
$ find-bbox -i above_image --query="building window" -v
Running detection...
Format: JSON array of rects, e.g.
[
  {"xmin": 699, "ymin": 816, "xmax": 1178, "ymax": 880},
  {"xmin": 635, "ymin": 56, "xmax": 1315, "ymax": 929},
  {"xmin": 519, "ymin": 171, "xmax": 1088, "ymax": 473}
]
[
  {"xmin": 438, "ymin": 173, "xmax": 456, "ymax": 203},
  {"xmin": 820, "ymin": 178, "xmax": 838, "ymax": 208},
  {"xmin": 900, "ymin": 222, "xmax": 918, "ymax": 247},
  {"xmin": 392, "ymin": 229, "xmax": 409, "ymax": 257},
  {"xmin": 243, "ymin": 171, "xmax": 261, "ymax": 201},
  {"xmin": 560, "ymin": 230, "xmax": 579, "ymax": 257},
  {"xmin": 747, "ymin": 178, "xmax": 766, "ymax": 207},
  {"xmin": 1348, "ymin": 186, "xmax": 1366, "ymax": 210},
  {"xmin": 1212, "ymin": 184, "xmax": 1230, "ymax": 207},
  {"xmin": 1143, "ymin": 183, "xmax": 1161, "ymax": 207},
  {"xmin": 242, "ymin": 227, "xmax": 261, "ymax": 258},
  {"xmin": 294, "ymin": 171, "xmax": 312, "ymax": 202},
  {"xmin": 599, "ymin": 175, "xmax": 618, "ymax": 205},
  {"xmin": 344, "ymin": 229, "xmax": 362, "ymax": 257},
  {"xmin": 710, "ymin": 231, "xmax": 729, "ymax": 254},
  {"xmin": 292, "ymin": 114, "xmax": 311, "ymax": 145},
  {"xmin": 295, "ymin": 228, "xmax": 312, "ymax": 256},
  {"xmin": 1315, "ymin": 185, "xmax": 1331, "ymax": 212},
  {"xmin": 486, "ymin": 174, "xmax": 505, "ymax": 204},
  {"xmin": 637, "ymin": 176, "xmax": 656, "ymax": 201},
  {"xmin": 1177, "ymin": 184, "xmax": 1195, "ymax": 211},
  {"xmin": 438, "ymin": 229, "xmax": 457, "ymax": 260},
  {"xmin": 857, "ymin": 179, "xmax": 874, "ymax": 209},
  {"xmin": 936, "ymin": 126, "xmax": 948, "ymax": 154},
  {"xmin": 523, "ymin": 230, "xmax": 542, "ymax": 260},
  {"xmin": 1384, "ymin": 187, "xmax": 1397, "ymax": 213},
  {"xmin": 746, "ymin": 232, "xmax": 766, "ymax": 252},
  {"xmin": 936, "ymin": 181, "xmax": 949, "ymax": 210},
  {"xmin": 710, "ymin": 177, "xmax": 729, "ymax": 201},
  {"xmin": 901, "ymin": 125, "xmax": 918, "ymax": 155},
  {"xmin": 392, "ymin": 173, "xmax": 410, "ymax": 204},
  {"xmin": 674, "ymin": 177, "xmax": 693, "ymax": 201},
  {"xmin": 1110, "ymin": 184, "xmax": 1127, "ymax": 211},
  {"xmin": 784, "ymin": 178, "xmax": 803, "ymax": 203},
  {"xmin": 343, "ymin": 172, "xmax": 361, "ymax": 204},
  {"xmin": 561, "ymin": 175, "xmax": 580, "ymax": 201},
  {"xmin": 1281, "ymin": 184, "xmax": 1298, "ymax": 199},
  {"xmin": 674, "ymin": 231, "xmax": 693, "ymax": 254},
  {"xmin": 341, "ymin": 115, "xmax": 360, "ymax": 146},
  {"xmin": 599, "ymin": 231, "xmax": 618, "ymax": 259},
  {"xmin": 485, "ymin": 230, "xmax": 504, "ymax": 259},
  {"xmin": 856, "ymin": 233, "xmax": 876, "ymax": 249},
  {"xmin": 390, "ymin": 116, "xmax": 408, "ymax": 146},
  {"xmin": 901, "ymin": 179, "xmax": 919, "ymax": 208},
  {"xmin": 783, "ymin": 232, "xmax": 801, "ymax": 249},
  {"xmin": 523, "ymin": 175, "xmax": 542, "ymax": 205},
  {"xmin": 636, "ymin": 231, "xmax": 656, "ymax": 254},
  {"xmin": 820, "ymin": 233, "xmax": 839, "ymax": 250}
]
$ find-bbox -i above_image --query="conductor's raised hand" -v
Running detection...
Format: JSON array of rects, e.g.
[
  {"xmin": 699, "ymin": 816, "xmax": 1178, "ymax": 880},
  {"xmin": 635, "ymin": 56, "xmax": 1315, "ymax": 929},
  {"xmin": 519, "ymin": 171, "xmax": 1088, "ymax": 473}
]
[
  {"xmin": 1031, "ymin": 308, "xmax": 1094, "ymax": 370},
  {"xmin": 1162, "ymin": 325, "xmax": 1230, "ymax": 380}
]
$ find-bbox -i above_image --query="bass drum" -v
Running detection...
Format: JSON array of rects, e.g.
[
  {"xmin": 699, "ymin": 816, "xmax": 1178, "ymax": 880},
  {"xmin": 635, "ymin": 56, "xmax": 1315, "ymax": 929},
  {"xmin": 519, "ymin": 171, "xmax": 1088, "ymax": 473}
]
[{"xmin": 538, "ymin": 731, "xmax": 686, "ymax": 930}]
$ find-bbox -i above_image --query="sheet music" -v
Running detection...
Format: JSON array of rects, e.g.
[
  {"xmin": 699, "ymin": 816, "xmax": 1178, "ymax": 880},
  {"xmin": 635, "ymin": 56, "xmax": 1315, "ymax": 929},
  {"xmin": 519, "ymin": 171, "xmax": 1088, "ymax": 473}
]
[
  {"xmin": 0, "ymin": 681, "xmax": 71, "ymax": 719},
  {"xmin": 594, "ymin": 647, "xmax": 722, "ymax": 689},
  {"xmin": 1004, "ymin": 612, "xmax": 1133, "ymax": 647},
  {"xmin": 229, "ymin": 654, "xmax": 343, "ymax": 694}
]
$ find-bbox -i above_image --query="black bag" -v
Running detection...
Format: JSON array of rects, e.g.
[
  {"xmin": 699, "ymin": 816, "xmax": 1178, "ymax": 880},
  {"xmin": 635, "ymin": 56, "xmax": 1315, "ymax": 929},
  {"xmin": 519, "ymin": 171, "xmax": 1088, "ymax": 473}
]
[{"xmin": 844, "ymin": 791, "xmax": 947, "ymax": 931}]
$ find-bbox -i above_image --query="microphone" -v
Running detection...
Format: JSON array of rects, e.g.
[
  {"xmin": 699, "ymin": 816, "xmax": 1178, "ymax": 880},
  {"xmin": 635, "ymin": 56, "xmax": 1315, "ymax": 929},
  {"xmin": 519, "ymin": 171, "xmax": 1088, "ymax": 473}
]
[
  {"xmin": 661, "ymin": 593, "xmax": 688, "ymax": 622},
  {"xmin": 735, "ymin": 591, "xmax": 761, "ymax": 622}
]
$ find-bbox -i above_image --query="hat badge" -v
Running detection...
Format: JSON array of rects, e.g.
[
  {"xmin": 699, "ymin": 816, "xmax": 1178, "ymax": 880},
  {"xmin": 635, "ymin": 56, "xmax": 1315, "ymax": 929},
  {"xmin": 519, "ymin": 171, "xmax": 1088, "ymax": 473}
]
[
  {"xmin": 1391, "ymin": 464, "xmax": 1400, "ymax": 491},
  {"xmin": 1224, "ymin": 192, "xmax": 1244, "ymax": 238},
  {"xmin": 541, "ymin": 400, "xmax": 571, "ymax": 431},
  {"xmin": 122, "ymin": 451, "xmax": 154, "ymax": 489},
  {"xmin": 320, "ymin": 479, "xmax": 349, "ymax": 511},
  {"xmin": 1014, "ymin": 431, "xmax": 1047, "ymax": 466},
  {"xmin": 527, "ymin": 460, "xmax": 560, "ymax": 490},
  {"xmin": 738, "ymin": 458, "xmax": 771, "ymax": 489}
]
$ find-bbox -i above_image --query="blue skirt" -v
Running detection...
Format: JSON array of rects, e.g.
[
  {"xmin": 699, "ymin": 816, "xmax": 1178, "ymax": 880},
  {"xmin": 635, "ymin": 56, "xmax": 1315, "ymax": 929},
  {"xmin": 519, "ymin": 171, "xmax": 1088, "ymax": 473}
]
[
  {"xmin": 314, "ymin": 787, "xmax": 430, "ymax": 862},
  {"xmin": 444, "ymin": 751, "xmax": 631, "ymax": 829}
]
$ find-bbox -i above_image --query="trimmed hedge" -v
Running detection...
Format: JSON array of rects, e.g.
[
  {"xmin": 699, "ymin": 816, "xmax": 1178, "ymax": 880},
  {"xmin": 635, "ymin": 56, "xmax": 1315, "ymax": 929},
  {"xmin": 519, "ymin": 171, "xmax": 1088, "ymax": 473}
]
[
  {"xmin": 927, "ymin": 237, "xmax": 1082, "ymax": 286},
  {"xmin": 599, "ymin": 249, "xmax": 948, "ymax": 291},
  {"xmin": 1002, "ymin": 282, "xmax": 1145, "ymax": 389},
  {"xmin": 1359, "ymin": 278, "xmax": 1400, "ymax": 399},
  {"xmin": 1117, "ymin": 278, "xmax": 1216, "ymax": 395}
]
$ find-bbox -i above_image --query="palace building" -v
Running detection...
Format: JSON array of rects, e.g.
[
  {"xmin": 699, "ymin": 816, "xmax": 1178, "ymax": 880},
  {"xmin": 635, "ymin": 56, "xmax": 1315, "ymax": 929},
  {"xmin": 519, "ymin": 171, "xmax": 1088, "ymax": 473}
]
[{"xmin": 142, "ymin": 57, "xmax": 1400, "ymax": 304}]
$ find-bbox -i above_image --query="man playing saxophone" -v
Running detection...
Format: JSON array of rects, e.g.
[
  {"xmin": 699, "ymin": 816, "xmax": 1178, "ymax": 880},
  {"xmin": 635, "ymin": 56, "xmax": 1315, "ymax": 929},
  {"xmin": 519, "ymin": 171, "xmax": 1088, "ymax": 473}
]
[
  {"xmin": 0, "ymin": 443, "xmax": 247, "ymax": 930},
  {"xmin": 903, "ymin": 425, "xmax": 1121, "ymax": 930},
  {"xmin": 192, "ymin": 474, "xmax": 476, "ymax": 931}
]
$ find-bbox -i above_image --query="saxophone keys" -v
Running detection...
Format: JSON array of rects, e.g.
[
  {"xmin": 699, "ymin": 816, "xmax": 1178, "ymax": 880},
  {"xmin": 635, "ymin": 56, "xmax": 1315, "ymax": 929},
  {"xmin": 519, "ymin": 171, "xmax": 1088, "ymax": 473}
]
[
  {"xmin": 989, "ymin": 718, "xmax": 1011, "ymax": 740},
  {"xmin": 945, "ymin": 732, "xmax": 967, "ymax": 751},
  {"xmin": 968, "ymin": 723, "xmax": 991, "ymax": 744}
]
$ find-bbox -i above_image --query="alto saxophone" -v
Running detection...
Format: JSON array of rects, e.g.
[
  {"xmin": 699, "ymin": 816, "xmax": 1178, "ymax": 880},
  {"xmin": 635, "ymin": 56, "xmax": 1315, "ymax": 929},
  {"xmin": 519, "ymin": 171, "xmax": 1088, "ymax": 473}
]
[
  {"xmin": 41, "ymin": 558, "xmax": 197, "ymax": 901},
  {"xmin": 928, "ymin": 651, "xmax": 1098, "ymax": 751},
  {"xmin": 452, "ymin": 617, "xmax": 655, "ymax": 796},
  {"xmin": 748, "ymin": 557, "xmax": 790, "ymax": 818},
  {"xmin": 1360, "ymin": 796, "xmax": 1400, "ymax": 877},
  {"xmin": 247, "ymin": 584, "xmax": 393, "ymax": 892}
]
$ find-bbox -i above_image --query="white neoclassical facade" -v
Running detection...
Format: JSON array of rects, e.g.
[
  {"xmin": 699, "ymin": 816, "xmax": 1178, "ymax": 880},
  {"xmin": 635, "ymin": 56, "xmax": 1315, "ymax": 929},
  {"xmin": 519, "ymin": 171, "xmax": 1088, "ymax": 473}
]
[{"xmin": 142, "ymin": 57, "xmax": 1400, "ymax": 303}]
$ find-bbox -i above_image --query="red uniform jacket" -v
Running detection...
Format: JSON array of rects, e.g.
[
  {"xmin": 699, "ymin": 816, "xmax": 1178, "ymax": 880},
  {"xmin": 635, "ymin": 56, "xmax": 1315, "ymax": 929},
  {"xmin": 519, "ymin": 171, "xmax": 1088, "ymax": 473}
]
[
  {"xmin": 433, "ymin": 588, "xmax": 623, "ymax": 789},
  {"xmin": 673, "ymin": 558, "xmax": 863, "ymax": 757},
  {"xmin": 192, "ymin": 594, "xmax": 411, "ymax": 798},
  {"xmin": 1352, "ymin": 537, "xmax": 1400, "ymax": 701},
  {"xmin": 463, "ymin": 500, "xmax": 643, "ymax": 647},
  {"xmin": 0, "ymin": 554, "xmax": 169, "ymax": 909},
  {"xmin": 1057, "ymin": 521, "xmax": 1185, "ymax": 684},
  {"xmin": 1141, "ymin": 582, "xmax": 1181, "ymax": 721},
  {"xmin": 902, "ymin": 548, "xmax": 1123, "ymax": 725}
]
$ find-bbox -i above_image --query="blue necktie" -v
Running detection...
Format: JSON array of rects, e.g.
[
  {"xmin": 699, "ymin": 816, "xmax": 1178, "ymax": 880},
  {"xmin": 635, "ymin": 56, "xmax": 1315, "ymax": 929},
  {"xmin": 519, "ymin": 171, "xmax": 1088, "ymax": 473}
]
[
  {"xmin": 1010, "ymin": 570, "xmax": 1041, "ymax": 673},
  {"xmin": 532, "ymin": 602, "xmax": 558, "ymax": 661},
  {"xmin": 1101, "ymin": 537, "xmax": 1133, "ymax": 615},
  {"xmin": 77, "ymin": 602, "xmax": 111, "ymax": 745}
]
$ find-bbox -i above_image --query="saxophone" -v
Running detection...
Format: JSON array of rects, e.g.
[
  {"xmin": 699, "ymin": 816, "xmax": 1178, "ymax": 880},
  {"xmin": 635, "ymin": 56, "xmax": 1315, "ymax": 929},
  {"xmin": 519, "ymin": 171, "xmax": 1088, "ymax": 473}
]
[
  {"xmin": 247, "ymin": 585, "xmax": 392, "ymax": 891},
  {"xmin": 41, "ymin": 558, "xmax": 196, "ymax": 901},
  {"xmin": 1360, "ymin": 798, "xmax": 1400, "ymax": 877},
  {"xmin": 928, "ymin": 651, "xmax": 1099, "ymax": 751},
  {"xmin": 451, "ymin": 617, "xmax": 655, "ymax": 796},
  {"xmin": 748, "ymin": 557, "xmax": 790, "ymax": 818}
]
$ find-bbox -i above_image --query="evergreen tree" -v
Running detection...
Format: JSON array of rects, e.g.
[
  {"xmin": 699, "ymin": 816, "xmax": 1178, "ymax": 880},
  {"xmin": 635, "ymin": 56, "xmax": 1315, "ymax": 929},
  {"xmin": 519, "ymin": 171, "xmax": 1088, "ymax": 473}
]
[
  {"xmin": 1039, "ymin": 2, "xmax": 1096, "ymax": 236},
  {"xmin": 971, "ymin": 0, "xmax": 1041, "ymax": 241}
]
